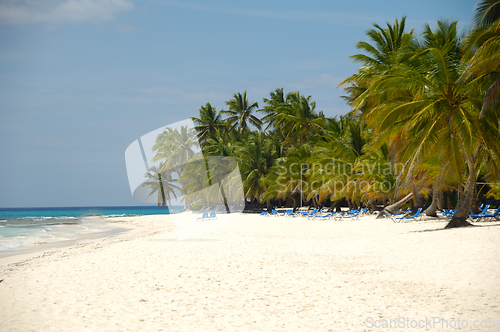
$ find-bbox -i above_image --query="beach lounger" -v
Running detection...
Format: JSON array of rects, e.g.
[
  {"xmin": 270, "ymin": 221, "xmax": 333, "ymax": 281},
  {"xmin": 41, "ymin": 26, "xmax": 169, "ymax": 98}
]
[
  {"xmin": 209, "ymin": 212, "xmax": 217, "ymax": 219},
  {"xmin": 470, "ymin": 206, "xmax": 500, "ymax": 222},
  {"xmin": 441, "ymin": 209, "xmax": 455, "ymax": 217},
  {"xmin": 335, "ymin": 211, "xmax": 360, "ymax": 220},
  {"xmin": 303, "ymin": 209, "xmax": 318, "ymax": 217},
  {"xmin": 197, "ymin": 212, "xmax": 209, "ymax": 221},
  {"xmin": 279, "ymin": 209, "xmax": 295, "ymax": 217},
  {"xmin": 271, "ymin": 209, "xmax": 278, "ymax": 217},
  {"xmin": 335, "ymin": 208, "xmax": 359, "ymax": 218},
  {"xmin": 316, "ymin": 212, "xmax": 334, "ymax": 220},
  {"xmin": 307, "ymin": 211, "xmax": 327, "ymax": 219},
  {"xmin": 392, "ymin": 208, "xmax": 422, "ymax": 223},
  {"xmin": 468, "ymin": 205, "xmax": 490, "ymax": 219},
  {"xmin": 392, "ymin": 208, "xmax": 410, "ymax": 217},
  {"xmin": 261, "ymin": 211, "xmax": 268, "ymax": 216}
]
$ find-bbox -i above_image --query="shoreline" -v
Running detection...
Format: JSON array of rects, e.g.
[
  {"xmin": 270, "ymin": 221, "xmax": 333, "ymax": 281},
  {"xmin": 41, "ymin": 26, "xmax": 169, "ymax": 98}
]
[
  {"xmin": 0, "ymin": 227, "xmax": 130, "ymax": 265},
  {"xmin": 0, "ymin": 213, "xmax": 499, "ymax": 331},
  {"xmin": 0, "ymin": 213, "xmax": 172, "ymax": 266}
]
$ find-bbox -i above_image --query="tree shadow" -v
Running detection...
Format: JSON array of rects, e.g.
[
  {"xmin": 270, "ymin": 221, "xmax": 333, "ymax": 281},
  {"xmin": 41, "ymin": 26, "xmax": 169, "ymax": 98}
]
[{"xmin": 409, "ymin": 222, "xmax": 500, "ymax": 233}]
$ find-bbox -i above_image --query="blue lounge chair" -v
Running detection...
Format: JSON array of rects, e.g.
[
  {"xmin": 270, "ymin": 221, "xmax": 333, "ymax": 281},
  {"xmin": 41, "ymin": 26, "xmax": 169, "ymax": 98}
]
[
  {"xmin": 197, "ymin": 212, "xmax": 209, "ymax": 221},
  {"xmin": 335, "ymin": 211, "xmax": 360, "ymax": 220},
  {"xmin": 308, "ymin": 211, "xmax": 327, "ymax": 219},
  {"xmin": 271, "ymin": 209, "xmax": 278, "ymax": 217},
  {"xmin": 441, "ymin": 209, "xmax": 456, "ymax": 217},
  {"xmin": 469, "ymin": 205, "xmax": 490, "ymax": 219},
  {"xmin": 471, "ymin": 206, "xmax": 500, "ymax": 222},
  {"xmin": 336, "ymin": 208, "xmax": 359, "ymax": 217},
  {"xmin": 316, "ymin": 212, "xmax": 334, "ymax": 220},
  {"xmin": 304, "ymin": 209, "xmax": 318, "ymax": 217},
  {"xmin": 209, "ymin": 212, "xmax": 217, "ymax": 219},
  {"xmin": 261, "ymin": 211, "xmax": 268, "ymax": 216},
  {"xmin": 392, "ymin": 208, "xmax": 410, "ymax": 216},
  {"xmin": 280, "ymin": 209, "xmax": 295, "ymax": 217},
  {"xmin": 392, "ymin": 208, "xmax": 422, "ymax": 223}
]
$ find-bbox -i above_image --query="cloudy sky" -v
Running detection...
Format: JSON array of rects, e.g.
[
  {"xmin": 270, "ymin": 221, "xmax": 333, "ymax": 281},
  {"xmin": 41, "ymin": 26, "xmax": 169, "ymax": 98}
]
[{"xmin": 0, "ymin": 0, "xmax": 475, "ymax": 208}]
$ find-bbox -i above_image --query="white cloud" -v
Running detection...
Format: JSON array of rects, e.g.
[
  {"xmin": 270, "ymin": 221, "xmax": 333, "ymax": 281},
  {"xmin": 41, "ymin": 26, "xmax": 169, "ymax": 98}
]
[{"xmin": 0, "ymin": 0, "xmax": 134, "ymax": 24}]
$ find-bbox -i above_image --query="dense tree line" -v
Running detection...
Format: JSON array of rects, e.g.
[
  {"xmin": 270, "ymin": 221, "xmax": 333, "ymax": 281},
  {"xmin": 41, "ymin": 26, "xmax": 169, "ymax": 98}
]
[{"xmin": 146, "ymin": 1, "xmax": 500, "ymax": 228}]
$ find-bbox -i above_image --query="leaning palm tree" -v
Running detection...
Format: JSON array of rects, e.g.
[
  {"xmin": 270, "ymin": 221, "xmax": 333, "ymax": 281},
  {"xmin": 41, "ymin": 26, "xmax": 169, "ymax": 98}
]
[{"xmin": 221, "ymin": 91, "xmax": 262, "ymax": 138}]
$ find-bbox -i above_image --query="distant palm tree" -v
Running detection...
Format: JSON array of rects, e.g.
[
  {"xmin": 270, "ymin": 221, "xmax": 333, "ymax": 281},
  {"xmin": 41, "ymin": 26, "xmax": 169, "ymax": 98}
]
[
  {"xmin": 191, "ymin": 103, "xmax": 223, "ymax": 142},
  {"xmin": 236, "ymin": 131, "xmax": 277, "ymax": 207},
  {"xmin": 221, "ymin": 91, "xmax": 262, "ymax": 138},
  {"xmin": 152, "ymin": 126, "xmax": 199, "ymax": 176},
  {"xmin": 274, "ymin": 92, "xmax": 323, "ymax": 148},
  {"xmin": 259, "ymin": 88, "xmax": 286, "ymax": 131},
  {"xmin": 307, "ymin": 117, "xmax": 367, "ymax": 209},
  {"xmin": 142, "ymin": 163, "xmax": 179, "ymax": 211}
]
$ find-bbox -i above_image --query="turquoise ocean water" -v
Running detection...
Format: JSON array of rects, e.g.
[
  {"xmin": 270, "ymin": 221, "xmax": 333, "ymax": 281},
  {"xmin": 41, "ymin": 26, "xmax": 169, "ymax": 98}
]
[{"xmin": 0, "ymin": 206, "xmax": 181, "ymax": 256}]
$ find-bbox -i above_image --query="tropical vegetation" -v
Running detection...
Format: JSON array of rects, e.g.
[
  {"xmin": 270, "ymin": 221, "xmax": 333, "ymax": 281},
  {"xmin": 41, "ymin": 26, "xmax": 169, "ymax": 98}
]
[{"xmin": 144, "ymin": 1, "xmax": 500, "ymax": 228}]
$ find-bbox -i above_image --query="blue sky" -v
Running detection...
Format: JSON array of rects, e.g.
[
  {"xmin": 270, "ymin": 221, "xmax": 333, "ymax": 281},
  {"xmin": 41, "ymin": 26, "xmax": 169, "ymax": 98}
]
[{"xmin": 0, "ymin": 0, "xmax": 475, "ymax": 208}]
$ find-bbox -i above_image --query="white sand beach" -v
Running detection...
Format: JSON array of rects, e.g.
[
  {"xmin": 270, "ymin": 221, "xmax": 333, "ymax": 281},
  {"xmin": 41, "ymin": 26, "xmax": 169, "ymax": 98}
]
[{"xmin": 0, "ymin": 213, "xmax": 499, "ymax": 331}]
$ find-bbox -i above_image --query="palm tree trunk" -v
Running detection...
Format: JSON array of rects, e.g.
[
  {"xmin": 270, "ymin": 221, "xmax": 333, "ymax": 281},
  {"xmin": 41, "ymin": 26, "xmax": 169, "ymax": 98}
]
[
  {"xmin": 411, "ymin": 183, "xmax": 422, "ymax": 209},
  {"xmin": 471, "ymin": 186, "xmax": 480, "ymax": 214},
  {"xmin": 445, "ymin": 157, "xmax": 475, "ymax": 228},
  {"xmin": 376, "ymin": 193, "xmax": 413, "ymax": 219},
  {"xmin": 219, "ymin": 183, "xmax": 231, "ymax": 213},
  {"xmin": 446, "ymin": 190, "xmax": 453, "ymax": 210},
  {"xmin": 367, "ymin": 198, "xmax": 377, "ymax": 211},
  {"xmin": 455, "ymin": 185, "xmax": 463, "ymax": 210},
  {"xmin": 158, "ymin": 174, "xmax": 166, "ymax": 209},
  {"xmin": 424, "ymin": 186, "xmax": 439, "ymax": 217},
  {"xmin": 425, "ymin": 165, "xmax": 446, "ymax": 217},
  {"xmin": 437, "ymin": 190, "xmax": 445, "ymax": 210}
]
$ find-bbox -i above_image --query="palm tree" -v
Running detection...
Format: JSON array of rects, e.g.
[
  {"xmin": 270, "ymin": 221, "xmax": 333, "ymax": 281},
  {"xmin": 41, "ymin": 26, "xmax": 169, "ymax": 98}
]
[
  {"xmin": 274, "ymin": 92, "xmax": 323, "ymax": 148},
  {"xmin": 142, "ymin": 163, "xmax": 179, "ymax": 211},
  {"xmin": 305, "ymin": 117, "xmax": 368, "ymax": 210},
  {"xmin": 357, "ymin": 20, "xmax": 500, "ymax": 227},
  {"xmin": 221, "ymin": 91, "xmax": 262, "ymax": 138},
  {"xmin": 236, "ymin": 131, "xmax": 277, "ymax": 207},
  {"xmin": 339, "ymin": 17, "xmax": 415, "ymax": 116},
  {"xmin": 461, "ymin": 1, "xmax": 500, "ymax": 117},
  {"xmin": 259, "ymin": 88, "xmax": 286, "ymax": 131},
  {"xmin": 152, "ymin": 126, "xmax": 199, "ymax": 177},
  {"xmin": 191, "ymin": 103, "xmax": 223, "ymax": 142},
  {"xmin": 473, "ymin": 0, "xmax": 500, "ymax": 27}
]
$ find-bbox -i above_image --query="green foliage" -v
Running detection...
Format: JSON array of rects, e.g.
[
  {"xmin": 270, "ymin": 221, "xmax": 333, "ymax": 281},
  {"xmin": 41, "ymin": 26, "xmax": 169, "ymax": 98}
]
[{"xmin": 147, "ymin": 5, "xmax": 500, "ymax": 216}]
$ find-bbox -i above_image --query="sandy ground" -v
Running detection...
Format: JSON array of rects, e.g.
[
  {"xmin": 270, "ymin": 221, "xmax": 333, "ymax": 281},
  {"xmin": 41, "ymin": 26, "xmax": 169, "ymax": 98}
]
[{"xmin": 0, "ymin": 212, "xmax": 499, "ymax": 331}]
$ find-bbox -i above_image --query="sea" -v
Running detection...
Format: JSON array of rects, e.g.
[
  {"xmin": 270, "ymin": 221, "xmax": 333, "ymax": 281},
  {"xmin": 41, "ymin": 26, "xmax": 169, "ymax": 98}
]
[{"xmin": 0, "ymin": 206, "xmax": 181, "ymax": 258}]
